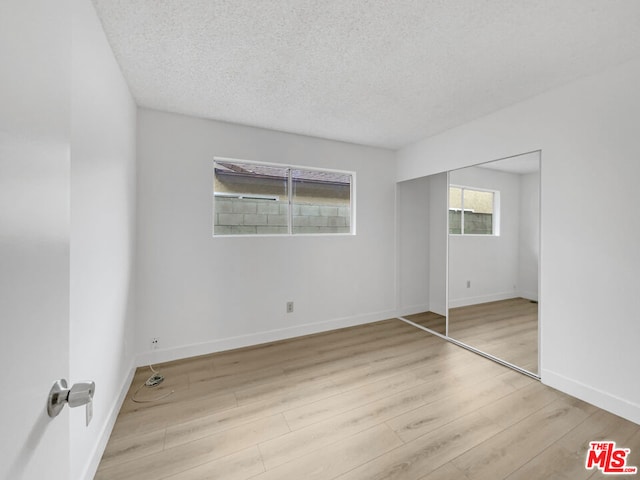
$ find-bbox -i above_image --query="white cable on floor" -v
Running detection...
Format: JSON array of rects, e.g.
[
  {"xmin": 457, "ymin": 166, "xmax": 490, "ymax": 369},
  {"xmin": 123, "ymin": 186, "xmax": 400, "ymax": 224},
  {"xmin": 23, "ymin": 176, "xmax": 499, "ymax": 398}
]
[{"xmin": 131, "ymin": 364, "xmax": 175, "ymax": 404}]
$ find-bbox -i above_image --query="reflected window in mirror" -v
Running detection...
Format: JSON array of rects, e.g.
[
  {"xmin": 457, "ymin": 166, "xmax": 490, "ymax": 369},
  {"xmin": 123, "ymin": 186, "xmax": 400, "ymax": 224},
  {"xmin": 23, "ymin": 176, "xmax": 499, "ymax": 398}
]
[{"xmin": 449, "ymin": 185, "xmax": 500, "ymax": 236}]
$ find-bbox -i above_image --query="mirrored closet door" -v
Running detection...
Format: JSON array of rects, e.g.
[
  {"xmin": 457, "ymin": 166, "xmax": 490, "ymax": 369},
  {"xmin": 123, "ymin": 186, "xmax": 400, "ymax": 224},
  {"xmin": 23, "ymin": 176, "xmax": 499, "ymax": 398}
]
[
  {"xmin": 397, "ymin": 172, "xmax": 448, "ymax": 335},
  {"xmin": 447, "ymin": 151, "xmax": 540, "ymax": 375}
]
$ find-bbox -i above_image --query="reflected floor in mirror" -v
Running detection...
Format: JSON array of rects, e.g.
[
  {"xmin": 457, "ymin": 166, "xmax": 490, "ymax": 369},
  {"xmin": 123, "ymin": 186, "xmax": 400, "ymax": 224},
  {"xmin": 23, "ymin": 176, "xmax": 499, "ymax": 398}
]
[
  {"xmin": 404, "ymin": 311, "xmax": 446, "ymax": 335},
  {"xmin": 449, "ymin": 298, "xmax": 538, "ymax": 374}
]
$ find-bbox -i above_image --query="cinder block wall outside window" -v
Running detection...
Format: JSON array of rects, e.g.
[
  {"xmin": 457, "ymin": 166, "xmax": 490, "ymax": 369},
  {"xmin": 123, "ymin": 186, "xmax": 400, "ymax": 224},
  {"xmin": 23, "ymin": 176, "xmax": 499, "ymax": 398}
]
[
  {"xmin": 214, "ymin": 175, "xmax": 351, "ymax": 235},
  {"xmin": 215, "ymin": 197, "xmax": 351, "ymax": 234}
]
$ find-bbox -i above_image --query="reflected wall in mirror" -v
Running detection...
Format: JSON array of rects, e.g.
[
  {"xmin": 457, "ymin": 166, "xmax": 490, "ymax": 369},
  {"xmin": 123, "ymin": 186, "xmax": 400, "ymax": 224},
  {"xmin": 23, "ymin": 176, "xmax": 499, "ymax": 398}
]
[
  {"xmin": 397, "ymin": 172, "xmax": 448, "ymax": 335},
  {"xmin": 448, "ymin": 151, "xmax": 540, "ymax": 374}
]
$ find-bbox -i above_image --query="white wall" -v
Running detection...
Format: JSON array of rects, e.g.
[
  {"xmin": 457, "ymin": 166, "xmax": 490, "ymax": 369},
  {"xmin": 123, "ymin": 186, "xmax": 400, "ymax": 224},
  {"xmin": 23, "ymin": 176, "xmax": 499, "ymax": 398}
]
[
  {"xmin": 397, "ymin": 176, "xmax": 431, "ymax": 316},
  {"xmin": 397, "ymin": 57, "xmax": 640, "ymax": 424},
  {"xmin": 448, "ymin": 166, "xmax": 520, "ymax": 307},
  {"xmin": 518, "ymin": 170, "xmax": 540, "ymax": 301},
  {"xmin": 70, "ymin": 0, "xmax": 137, "ymax": 478},
  {"xmin": 0, "ymin": 1, "xmax": 71, "ymax": 479},
  {"xmin": 136, "ymin": 109, "xmax": 396, "ymax": 364}
]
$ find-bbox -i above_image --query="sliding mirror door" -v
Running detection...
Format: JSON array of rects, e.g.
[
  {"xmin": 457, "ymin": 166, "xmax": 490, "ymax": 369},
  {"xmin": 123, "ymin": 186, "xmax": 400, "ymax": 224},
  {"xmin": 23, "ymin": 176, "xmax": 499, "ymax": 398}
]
[
  {"xmin": 397, "ymin": 173, "xmax": 448, "ymax": 334},
  {"xmin": 447, "ymin": 152, "xmax": 540, "ymax": 375}
]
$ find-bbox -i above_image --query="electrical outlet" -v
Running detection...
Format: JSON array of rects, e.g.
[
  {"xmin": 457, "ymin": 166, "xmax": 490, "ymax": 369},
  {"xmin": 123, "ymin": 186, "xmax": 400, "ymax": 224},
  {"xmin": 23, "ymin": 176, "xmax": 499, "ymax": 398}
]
[
  {"xmin": 466, "ymin": 280, "xmax": 471, "ymax": 288},
  {"xmin": 286, "ymin": 301, "xmax": 294, "ymax": 313},
  {"xmin": 151, "ymin": 337, "xmax": 159, "ymax": 350}
]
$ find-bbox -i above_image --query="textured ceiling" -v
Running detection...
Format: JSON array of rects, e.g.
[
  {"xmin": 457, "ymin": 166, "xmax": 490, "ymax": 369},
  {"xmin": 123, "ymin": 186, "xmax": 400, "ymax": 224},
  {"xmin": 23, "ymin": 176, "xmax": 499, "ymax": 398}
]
[{"xmin": 92, "ymin": 0, "xmax": 640, "ymax": 149}]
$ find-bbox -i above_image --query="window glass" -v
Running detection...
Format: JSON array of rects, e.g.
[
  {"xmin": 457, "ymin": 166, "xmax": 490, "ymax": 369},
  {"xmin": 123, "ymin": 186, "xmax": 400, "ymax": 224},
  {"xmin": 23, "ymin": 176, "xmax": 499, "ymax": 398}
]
[
  {"xmin": 449, "ymin": 186, "xmax": 463, "ymax": 234},
  {"xmin": 213, "ymin": 159, "xmax": 354, "ymax": 236},
  {"xmin": 291, "ymin": 169, "xmax": 352, "ymax": 235},
  {"xmin": 449, "ymin": 186, "xmax": 495, "ymax": 235},
  {"xmin": 214, "ymin": 161, "xmax": 289, "ymax": 235},
  {"xmin": 463, "ymin": 189, "xmax": 493, "ymax": 235}
]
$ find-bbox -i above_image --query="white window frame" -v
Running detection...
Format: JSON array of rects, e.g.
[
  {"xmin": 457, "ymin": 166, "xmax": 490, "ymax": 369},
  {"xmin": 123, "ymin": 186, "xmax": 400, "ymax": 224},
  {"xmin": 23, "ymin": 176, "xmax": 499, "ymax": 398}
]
[
  {"xmin": 449, "ymin": 184, "xmax": 500, "ymax": 236},
  {"xmin": 213, "ymin": 156, "xmax": 356, "ymax": 237}
]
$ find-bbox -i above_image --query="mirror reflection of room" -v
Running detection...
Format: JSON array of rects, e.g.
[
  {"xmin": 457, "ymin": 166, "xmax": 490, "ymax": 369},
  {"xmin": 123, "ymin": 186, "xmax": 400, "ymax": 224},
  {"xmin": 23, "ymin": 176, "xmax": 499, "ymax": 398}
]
[
  {"xmin": 398, "ymin": 172, "xmax": 448, "ymax": 335},
  {"xmin": 448, "ymin": 152, "xmax": 540, "ymax": 374}
]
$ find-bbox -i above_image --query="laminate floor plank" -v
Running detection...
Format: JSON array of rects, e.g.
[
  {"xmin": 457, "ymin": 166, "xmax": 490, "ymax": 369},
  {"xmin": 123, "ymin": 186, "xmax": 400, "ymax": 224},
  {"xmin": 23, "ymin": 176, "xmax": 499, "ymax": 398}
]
[
  {"xmin": 96, "ymin": 318, "xmax": 639, "ymax": 480},
  {"xmin": 417, "ymin": 462, "xmax": 469, "ymax": 480},
  {"xmin": 96, "ymin": 415, "xmax": 289, "ymax": 480},
  {"xmin": 110, "ymin": 389, "xmax": 238, "ymax": 441},
  {"xmin": 99, "ymin": 429, "xmax": 166, "ymax": 471},
  {"xmin": 282, "ymin": 345, "xmax": 474, "ymax": 432},
  {"xmin": 404, "ymin": 311, "xmax": 446, "ymax": 335},
  {"xmin": 318, "ymin": 342, "xmax": 468, "ymax": 394},
  {"xmin": 386, "ymin": 374, "xmax": 520, "ymax": 443},
  {"xmin": 161, "ymin": 447, "xmax": 265, "ymax": 480},
  {"xmin": 253, "ymin": 424, "xmax": 403, "ymax": 480},
  {"xmin": 258, "ymin": 336, "xmax": 445, "ymax": 395},
  {"xmin": 506, "ymin": 409, "xmax": 639, "ymax": 480},
  {"xmin": 242, "ymin": 333, "xmax": 448, "ymax": 404},
  {"xmin": 451, "ymin": 396, "xmax": 597, "ymax": 480},
  {"xmin": 283, "ymin": 369, "xmax": 430, "ymax": 431},
  {"xmin": 227, "ymin": 336, "xmax": 452, "ymax": 412},
  {"xmin": 163, "ymin": 377, "xmax": 341, "ymax": 449},
  {"xmin": 186, "ymin": 365, "xmax": 287, "ymax": 397},
  {"xmin": 278, "ymin": 331, "xmax": 441, "ymax": 378},
  {"xmin": 333, "ymin": 409, "xmax": 504, "ymax": 480},
  {"xmin": 212, "ymin": 320, "xmax": 415, "ymax": 371},
  {"xmin": 447, "ymin": 298, "xmax": 538, "ymax": 372},
  {"xmin": 475, "ymin": 380, "xmax": 561, "ymax": 429},
  {"xmin": 258, "ymin": 356, "xmax": 513, "ymax": 470}
]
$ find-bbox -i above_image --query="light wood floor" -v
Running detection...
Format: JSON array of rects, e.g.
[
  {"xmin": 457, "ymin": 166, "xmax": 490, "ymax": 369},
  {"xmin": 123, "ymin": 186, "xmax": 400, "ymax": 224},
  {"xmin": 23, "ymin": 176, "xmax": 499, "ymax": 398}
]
[
  {"xmin": 406, "ymin": 298, "xmax": 538, "ymax": 374},
  {"xmin": 449, "ymin": 298, "xmax": 538, "ymax": 374},
  {"xmin": 96, "ymin": 319, "xmax": 639, "ymax": 480},
  {"xmin": 404, "ymin": 311, "xmax": 447, "ymax": 335}
]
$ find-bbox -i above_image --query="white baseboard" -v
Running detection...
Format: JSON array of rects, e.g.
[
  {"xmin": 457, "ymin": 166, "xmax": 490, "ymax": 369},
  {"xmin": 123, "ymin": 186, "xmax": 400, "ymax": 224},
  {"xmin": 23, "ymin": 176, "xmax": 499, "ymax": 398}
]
[
  {"xmin": 449, "ymin": 292, "xmax": 517, "ymax": 309},
  {"xmin": 136, "ymin": 310, "xmax": 397, "ymax": 367},
  {"xmin": 82, "ymin": 359, "xmax": 137, "ymax": 480},
  {"xmin": 542, "ymin": 369, "xmax": 640, "ymax": 425}
]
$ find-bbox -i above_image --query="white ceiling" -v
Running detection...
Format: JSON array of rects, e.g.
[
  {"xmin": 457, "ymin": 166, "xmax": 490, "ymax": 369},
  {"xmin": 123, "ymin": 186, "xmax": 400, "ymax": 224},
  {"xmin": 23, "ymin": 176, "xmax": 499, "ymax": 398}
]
[{"xmin": 92, "ymin": 0, "xmax": 640, "ymax": 150}]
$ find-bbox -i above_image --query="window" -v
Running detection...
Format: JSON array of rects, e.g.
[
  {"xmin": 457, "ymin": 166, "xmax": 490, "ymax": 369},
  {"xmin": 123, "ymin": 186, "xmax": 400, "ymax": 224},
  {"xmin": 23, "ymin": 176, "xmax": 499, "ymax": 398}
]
[
  {"xmin": 449, "ymin": 186, "xmax": 499, "ymax": 235},
  {"xmin": 213, "ymin": 158, "xmax": 354, "ymax": 236}
]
